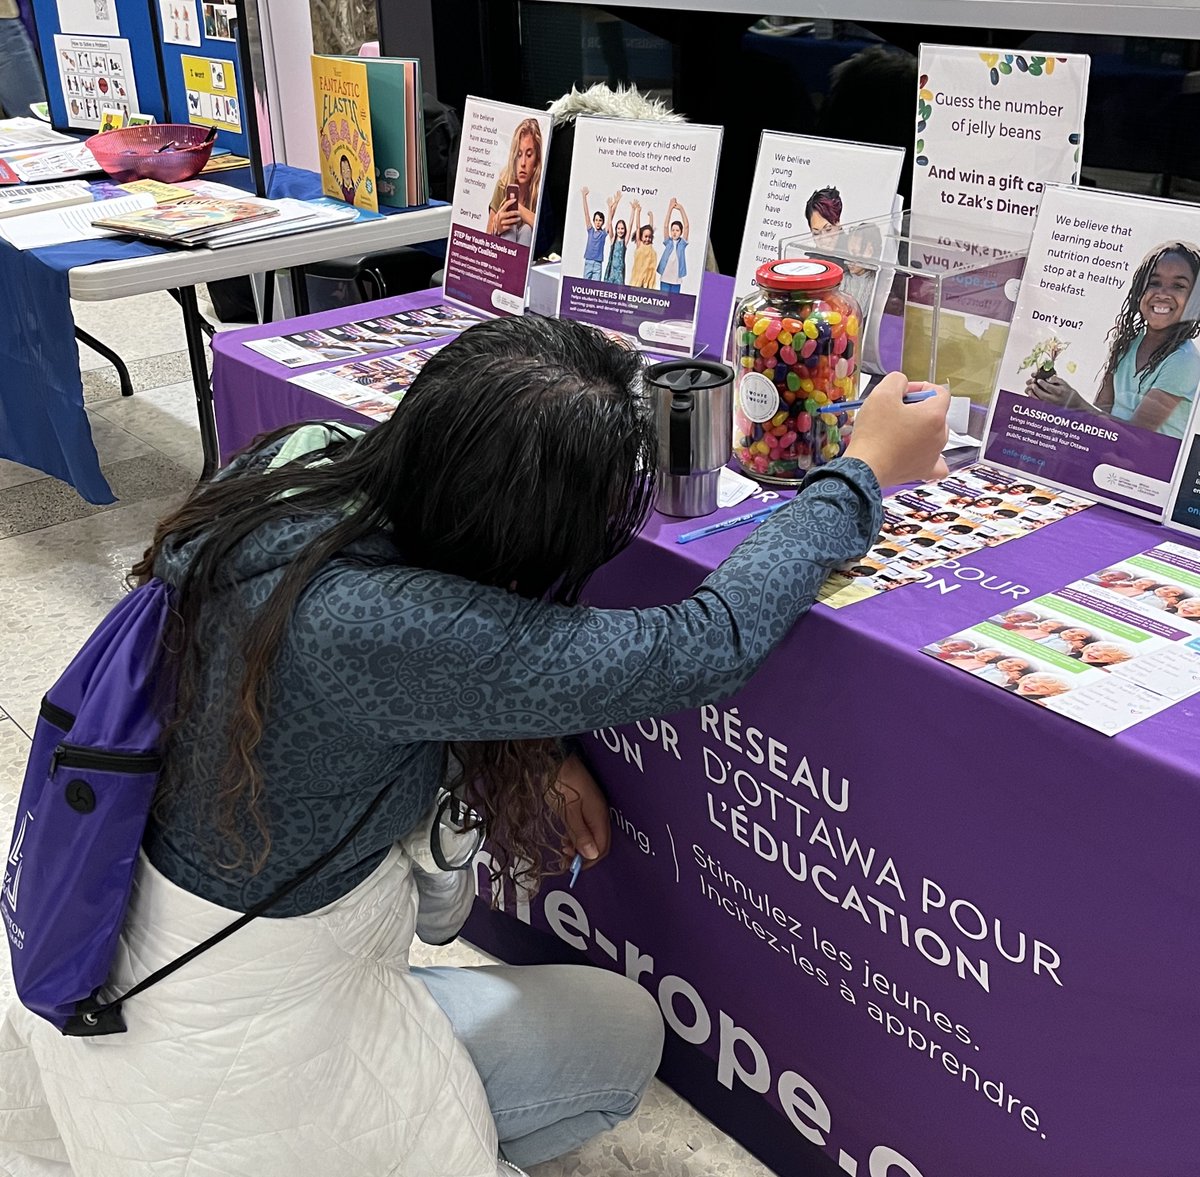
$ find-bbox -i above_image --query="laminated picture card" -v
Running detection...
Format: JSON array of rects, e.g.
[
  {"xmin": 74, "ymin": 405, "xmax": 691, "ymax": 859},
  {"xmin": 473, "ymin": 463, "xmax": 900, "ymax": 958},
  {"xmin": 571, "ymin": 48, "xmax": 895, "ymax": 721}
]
[
  {"xmin": 983, "ymin": 185, "xmax": 1200, "ymax": 520},
  {"xmin": 557, "ymin": 115, "xmax": 723, "ymax": 356},
  {"xmin": 443, "ymin": 97, "xmax": 553, "ymax": 318}
]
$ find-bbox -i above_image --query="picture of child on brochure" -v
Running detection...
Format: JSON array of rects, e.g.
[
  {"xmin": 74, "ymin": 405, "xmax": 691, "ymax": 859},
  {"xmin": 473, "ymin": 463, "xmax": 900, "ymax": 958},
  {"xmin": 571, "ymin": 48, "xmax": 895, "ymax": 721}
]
[
  {"xmin": 488, "ymin": 117, "xmax": 543, "ymax": 248},
  {"xmin": 584, "ymin": 192, "xmax": 692, "ymax": 293},
  {"xmin": 1026, "ymin": 241, "xmax": 1200, "ymax": 439}
]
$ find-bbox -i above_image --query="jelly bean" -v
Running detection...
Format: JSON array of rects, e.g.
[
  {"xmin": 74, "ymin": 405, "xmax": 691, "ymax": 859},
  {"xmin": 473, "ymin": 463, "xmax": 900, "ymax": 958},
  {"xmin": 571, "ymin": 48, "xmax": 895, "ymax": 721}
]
[
  {"xmin": 833, "ymin": 336, "xmax": 848, "ymax": 356},
  {"xmin": 753, "ymin": 358, "xmax": 765, "ymax": 372},
  {"xmin": 742, "ymin": 312, "xmax": 756, "ymax": 329},
  {"xmin": 786, "ymin": 372, "xmax": 801, "ymax": 392},
  {"xmin": 752, "ymin": 317, "xmax": 770, "ymax": 336},
  {"xmin": 817, "ymin": 321, "xmax": 832, "ymax": 340},
  {"xmin": 835, "ymin": 358, "xmax": 848, "ymax": 379},
  {"xmin": 778, "ymin": 330, "xmax": 793, "ymax": 346},
  {"xmin": 769, "ymin": 447, "xmax": 781, "ymax": 460},
  {"xmin": 741, "ymin": 356, "xmax": 754, "ymax": 369},
  {"xmin": 771, "ymin": 410, "xmax": 789, "ymax": 427},
  {"xmin": 819, "ymin": 412, "xmax": 836, "ymax": 426},
  {"xmin": 822, "ymin": 442, "xmax": 842, "ymax": 460},
  {"xmin": 779, "ymin": 431, "xmax": 797, "ymax": 448},
  {"xmin": 753, "ymin": 455, "xmax": 769, "ymax": 474},
  {"xmin": 825, "ymin": 312, "xmax": 842, "ymax": 326},
  {"xmin": 764, "ymin": 319, "xmax": 781, "ymax": 341},
  {"xmin": 782, "ymin": 317, "xmax": 804, "ymax": 335},
  {"xmin": 760, "ymin": 340, "xmax": 779, "ymax": 359},
  {"xmin": 800, "ymin": 339, "xmax": 817, "ymax": 358},
  {"xmin": 803, "ymin": 319, "xmax": 820, "ymax": 340},
  {"xmin": 779, "ymin": 345, "xmax": 797, "ymax": 366},
  {"xmin": 814, "ymin": 391, "xmax": 829, "ymax": 407},
  {"xmin": 783, "ymin": 390, "xmax": 796, "ymax": 404},
  {"xmin": 794, "ymin": 411, "xmax": 812, "ymax": 432},
  {"xmin": 804, "ymin": 397, "xmax": 817, "ymax": 414},
  {"xmin": 847, "ymin": 316, "xmax": 860, "ymax": 337}
]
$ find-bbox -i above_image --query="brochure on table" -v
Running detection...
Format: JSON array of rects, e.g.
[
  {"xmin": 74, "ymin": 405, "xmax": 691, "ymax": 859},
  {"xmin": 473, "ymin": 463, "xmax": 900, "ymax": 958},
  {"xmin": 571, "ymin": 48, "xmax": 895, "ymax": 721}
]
[
  {"xmin": 557, "ymin": 115, "xmax": 723, "ymax": 356},
  {"xmin": 926, "ymin": 541, "xmax": 1200, "ymax": 735},
  {"xmin": 982, "ymin": 185, "xmax": 1200, "ymax": 520},
  {"xmin": 245, "ymin": 304, "xmax": 481, "ymax": 368},
  {"xmin": 443, "ymin": 97, "xmax": 552, "ymax": 318},
  {"xmin": 732, "ymin": 132, "xmax": 902, "ymax": 371},
  {"xmin": 819, "ymin": 462, "xmax": 1091, "ymax": 608},
  {"xmin": 290, "ymin": 346, "xmax": 445, "ymax": 421},
  {"xmin": 1167, "ymin": 424, "xmax": 1200, "ymax": 536}
]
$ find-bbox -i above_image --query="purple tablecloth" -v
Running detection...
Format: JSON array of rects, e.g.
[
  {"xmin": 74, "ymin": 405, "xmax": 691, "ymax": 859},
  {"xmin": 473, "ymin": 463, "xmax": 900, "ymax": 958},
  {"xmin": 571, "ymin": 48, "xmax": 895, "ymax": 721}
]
[{"xmin": 211, "ymin": 279, "xmax": 1200, "ymax": 1177}]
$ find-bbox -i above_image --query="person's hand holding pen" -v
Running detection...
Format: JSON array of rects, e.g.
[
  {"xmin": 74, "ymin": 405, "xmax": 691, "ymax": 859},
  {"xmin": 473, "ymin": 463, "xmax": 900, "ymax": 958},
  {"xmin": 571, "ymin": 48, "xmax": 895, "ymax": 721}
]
[
  {"xmin": 844, "ymin": 375, "xmax": 951, "ymax": 488},
  {"xmin": 553, "ymin": 754, "xmax": 610, "ymax": 886}
]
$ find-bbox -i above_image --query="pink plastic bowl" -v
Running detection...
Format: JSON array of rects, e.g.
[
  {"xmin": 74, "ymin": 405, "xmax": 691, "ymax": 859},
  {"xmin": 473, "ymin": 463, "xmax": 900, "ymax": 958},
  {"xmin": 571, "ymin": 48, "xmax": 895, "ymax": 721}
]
[{"xmin": 85, "ymin": 124, "xmax": 215, "ymax": 183}]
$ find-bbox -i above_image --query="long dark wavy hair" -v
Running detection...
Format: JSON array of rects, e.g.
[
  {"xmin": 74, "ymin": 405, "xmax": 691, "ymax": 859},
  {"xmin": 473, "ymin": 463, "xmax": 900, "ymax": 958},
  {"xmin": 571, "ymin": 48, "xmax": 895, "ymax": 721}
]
[
  {"xmin": 1102, "ymin": 242, "xmax": 1200, "ymax": 390},
  {"xmin": 132, "ymin": 315, "xmax": 657, "ymax": 889}
]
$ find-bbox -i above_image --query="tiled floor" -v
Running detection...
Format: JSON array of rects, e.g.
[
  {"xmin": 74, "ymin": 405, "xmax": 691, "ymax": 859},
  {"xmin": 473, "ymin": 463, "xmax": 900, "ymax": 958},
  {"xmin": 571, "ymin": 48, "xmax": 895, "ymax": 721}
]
[{"xmin": 0, "ymin": 291, "xmax": 774, "ymax": 1176}]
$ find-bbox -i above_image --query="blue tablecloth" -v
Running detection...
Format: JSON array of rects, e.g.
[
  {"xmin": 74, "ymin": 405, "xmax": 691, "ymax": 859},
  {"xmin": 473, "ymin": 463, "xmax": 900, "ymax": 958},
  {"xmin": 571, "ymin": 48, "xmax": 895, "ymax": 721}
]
[{"xmin": 0, "ymin": 164, "xmax": 439, "ymax": 503}]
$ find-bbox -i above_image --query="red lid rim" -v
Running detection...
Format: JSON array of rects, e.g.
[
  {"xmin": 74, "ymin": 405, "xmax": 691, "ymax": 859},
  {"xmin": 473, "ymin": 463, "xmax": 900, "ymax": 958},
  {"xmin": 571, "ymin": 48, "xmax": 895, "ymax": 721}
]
[{"xmin": 755, "ymin": 257, "xmax": 844, "ymax": 291}]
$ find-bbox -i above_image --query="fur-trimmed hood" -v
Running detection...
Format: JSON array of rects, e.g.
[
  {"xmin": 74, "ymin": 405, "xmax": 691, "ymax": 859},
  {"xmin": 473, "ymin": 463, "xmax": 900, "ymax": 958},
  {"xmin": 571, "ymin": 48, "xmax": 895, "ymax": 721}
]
[{"xmin": 547, "ymin": 84, "xmax": 685, "ymax": 126}]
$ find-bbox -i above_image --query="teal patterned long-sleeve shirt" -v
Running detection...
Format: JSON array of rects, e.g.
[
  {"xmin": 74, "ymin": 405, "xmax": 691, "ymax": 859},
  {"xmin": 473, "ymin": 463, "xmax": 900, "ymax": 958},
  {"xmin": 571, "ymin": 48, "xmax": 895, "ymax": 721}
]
[{"xmin": 146, "ymin": 457, "xmax": 882, "ymax": 914}]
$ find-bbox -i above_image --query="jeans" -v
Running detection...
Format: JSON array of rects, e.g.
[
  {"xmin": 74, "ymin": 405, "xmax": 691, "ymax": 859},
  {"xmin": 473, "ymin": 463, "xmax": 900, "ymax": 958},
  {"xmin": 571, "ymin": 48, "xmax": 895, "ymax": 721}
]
[
  {"xmin": 583, "ymin": 259, "xmax": 603, "ymax": 280},
  {"xmin": 0, "ymin": 18, "xmax": 47, "ymax": 118},
  {"xmin": 415, "ymin": 963, "xmax": 664, "ymax": 1169},
  {"xmin": 660, "ymin": 282, "xmax": 682, "ymax": 294}
]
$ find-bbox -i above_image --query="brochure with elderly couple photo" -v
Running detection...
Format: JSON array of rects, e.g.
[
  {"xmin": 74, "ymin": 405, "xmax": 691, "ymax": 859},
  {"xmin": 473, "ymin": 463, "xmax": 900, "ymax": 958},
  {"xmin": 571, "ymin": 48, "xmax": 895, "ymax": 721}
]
[
  {"xmin": 983, "ymin": 185, "xmax": 1200, "ymax": 520},
  {"xmin": 926, "ymin": 540, "xmax": 1200, "ymax": 735}
]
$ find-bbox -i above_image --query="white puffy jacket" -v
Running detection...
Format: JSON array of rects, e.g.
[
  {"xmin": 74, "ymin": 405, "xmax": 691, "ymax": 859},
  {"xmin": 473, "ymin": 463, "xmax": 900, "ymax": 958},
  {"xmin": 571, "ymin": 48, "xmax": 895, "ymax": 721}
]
[{"xmin": 0, "ymin": 833, "xmax": 523, "ymax": 1177}]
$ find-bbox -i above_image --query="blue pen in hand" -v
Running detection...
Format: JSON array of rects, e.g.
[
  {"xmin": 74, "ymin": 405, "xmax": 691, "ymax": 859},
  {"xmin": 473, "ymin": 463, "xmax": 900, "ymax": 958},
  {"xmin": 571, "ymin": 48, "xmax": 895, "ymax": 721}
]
[
  {"xmin": 826, "ymin": 388, "xmax": 940, "ymax": 413},
  {"xmin": 569, "ymin": 852, "xmax": 583, "ymax": 888}
]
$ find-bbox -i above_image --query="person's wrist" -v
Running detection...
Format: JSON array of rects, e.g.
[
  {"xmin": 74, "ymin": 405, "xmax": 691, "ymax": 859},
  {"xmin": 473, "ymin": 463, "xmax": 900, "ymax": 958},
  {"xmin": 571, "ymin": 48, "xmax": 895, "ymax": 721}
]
[{"xmin": 844, "ymin": 439, "xmax": 893, "ymax": 489}]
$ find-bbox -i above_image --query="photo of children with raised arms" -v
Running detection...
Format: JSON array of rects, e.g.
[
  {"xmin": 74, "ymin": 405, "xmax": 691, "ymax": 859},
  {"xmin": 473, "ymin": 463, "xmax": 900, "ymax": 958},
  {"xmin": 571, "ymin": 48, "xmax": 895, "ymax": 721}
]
[
  {"xmin": 444, "ymin": 98, "xmax": 552, "ymax": 317},
  {"xmin": 985, "ymin": 187, "xmax": 1200, "ymax": 519},
  {"xmin": 559, "ymin": 116, "xmax": 722, "ymax": 355}
]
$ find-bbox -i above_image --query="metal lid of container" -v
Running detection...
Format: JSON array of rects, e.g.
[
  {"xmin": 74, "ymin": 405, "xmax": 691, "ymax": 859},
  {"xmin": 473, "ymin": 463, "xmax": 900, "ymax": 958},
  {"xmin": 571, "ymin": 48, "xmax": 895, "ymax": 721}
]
[
  {"xmin": 644, "ymin": 358, "xmax": 733, "ymax": 391},
  {"xmin": 754, "ymin": 257, "xmax": 844, "ymax": 292}
]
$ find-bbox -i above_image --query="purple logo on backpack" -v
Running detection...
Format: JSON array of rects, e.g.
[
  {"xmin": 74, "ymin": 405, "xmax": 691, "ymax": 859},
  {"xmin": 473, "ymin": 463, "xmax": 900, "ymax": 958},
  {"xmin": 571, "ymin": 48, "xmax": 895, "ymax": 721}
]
[{"xmin": 2, "ymin": 580, "xmax": 172, "ymax": 1035}]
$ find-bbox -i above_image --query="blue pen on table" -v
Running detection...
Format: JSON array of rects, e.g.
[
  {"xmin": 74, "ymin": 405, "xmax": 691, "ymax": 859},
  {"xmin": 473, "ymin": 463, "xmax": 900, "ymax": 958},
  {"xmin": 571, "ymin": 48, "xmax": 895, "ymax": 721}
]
[
  {"xmin": 569, "ymin": 852, "xmax": 583, "ymax": 888},
  {"xmin": 676, "ymin": 500, "xmax": 789, "ymax": 545}
]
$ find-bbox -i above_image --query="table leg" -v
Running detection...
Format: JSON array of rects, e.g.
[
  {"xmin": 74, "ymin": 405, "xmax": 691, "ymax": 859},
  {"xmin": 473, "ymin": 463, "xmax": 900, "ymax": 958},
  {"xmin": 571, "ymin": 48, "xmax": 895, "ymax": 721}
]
[
  {"xmin": 290, "ymin": 265, "xmax": 311, "ymax": 317},
  {"xmin": 174, "ymin": 285, "xmax": 220, "ymax": 480},
  {"xmin": 74, "ymin": 327, "xmax": 135, "ymax": 397}
]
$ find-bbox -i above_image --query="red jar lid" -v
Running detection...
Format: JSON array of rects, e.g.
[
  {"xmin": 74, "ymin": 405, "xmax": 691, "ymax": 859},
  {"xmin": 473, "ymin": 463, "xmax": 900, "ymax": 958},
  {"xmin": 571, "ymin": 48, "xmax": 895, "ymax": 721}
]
[{"xmin": 755, "ymin": 257, "xmax": 844, "ymax": 291}]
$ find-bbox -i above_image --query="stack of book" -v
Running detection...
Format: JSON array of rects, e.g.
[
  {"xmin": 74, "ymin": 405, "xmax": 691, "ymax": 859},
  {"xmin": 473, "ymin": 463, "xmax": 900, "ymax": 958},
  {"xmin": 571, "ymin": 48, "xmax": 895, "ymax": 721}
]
[{"xmin": 311, "ymin": 54, "xmax": 429, "ymax": 214}]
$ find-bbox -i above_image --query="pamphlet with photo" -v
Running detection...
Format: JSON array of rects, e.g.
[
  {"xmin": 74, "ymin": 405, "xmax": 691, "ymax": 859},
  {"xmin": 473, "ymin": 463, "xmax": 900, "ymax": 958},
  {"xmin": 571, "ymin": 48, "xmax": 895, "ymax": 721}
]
[
  {"xmin": 557, "ymin": 115, "xmax": 722, "ymax": 355},
  {"xmin": 443, "ymin": 97, "xmax": 552, "ymax": 318},
  {"xmin": 289, "ymin": 345, "xmax": 444, "ymax": 421},
  {"xmin": 982, "ymin": 185, "xmax": 1200, "ymax": 519},
  {"xmin": 925, "ymin": 540, "xmax": 1200, "ymax": 735}
]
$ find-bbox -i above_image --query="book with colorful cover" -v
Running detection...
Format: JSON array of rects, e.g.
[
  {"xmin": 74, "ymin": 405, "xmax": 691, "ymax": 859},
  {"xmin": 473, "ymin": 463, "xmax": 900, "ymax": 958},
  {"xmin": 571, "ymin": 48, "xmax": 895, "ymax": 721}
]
[
  {"xmin": 90, "ymin": 196, "xmax": 278, "ymax": 244},
  {"xmin": 311, "ymin": 55, "xmax": 427, "ymax": 211},
  {"xmin": 311, "ymin": 55, "xmax": 378, "ymax": 213}
]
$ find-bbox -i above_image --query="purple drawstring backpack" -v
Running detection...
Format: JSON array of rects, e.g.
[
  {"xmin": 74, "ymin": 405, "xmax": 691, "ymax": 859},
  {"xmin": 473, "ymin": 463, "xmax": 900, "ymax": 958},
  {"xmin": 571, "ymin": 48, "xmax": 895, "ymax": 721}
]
[{"xmin": 3, "ymin": 578, "xmax": 396, "ymax": 1038}]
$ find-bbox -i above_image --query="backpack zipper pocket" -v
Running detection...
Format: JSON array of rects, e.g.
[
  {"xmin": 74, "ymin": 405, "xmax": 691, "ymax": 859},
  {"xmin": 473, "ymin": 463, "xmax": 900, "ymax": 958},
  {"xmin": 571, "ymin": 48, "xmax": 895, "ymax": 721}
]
[
  {"xmin": 49, "ymin": 744, "xmax": 163, "ymax": 776},
  {"xmin": 39, "ymin": 696, "xmax": 75, "ymax": 732}
]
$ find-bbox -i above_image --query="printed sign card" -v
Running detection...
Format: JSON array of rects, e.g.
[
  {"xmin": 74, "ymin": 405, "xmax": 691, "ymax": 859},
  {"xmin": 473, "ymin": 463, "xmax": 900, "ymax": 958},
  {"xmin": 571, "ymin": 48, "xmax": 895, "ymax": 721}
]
[
  {"xmin": 912, "ymin": 45, "xmax": 1089, "ymax": 239},
  {"xmin": 982, "ymin": 185, "xmax": 1200, "ymax": 519},
  {"xmin": 557, "ymin": 116, "xmax": 722, "ymax": 355},
  {"xmin": 734, "ymin": 132, "xmax": 903, "ymax": 304},
  {"xmin": 53, "ymin": 35, "xmax": 139, "ymax": 131},
  {"xmin": 443, "ymin": 97, "xmax": 552, "ymax": 318},
  {"xmin": 903, "ymin": 45, "xmax": 1090, "ymax": 402}
]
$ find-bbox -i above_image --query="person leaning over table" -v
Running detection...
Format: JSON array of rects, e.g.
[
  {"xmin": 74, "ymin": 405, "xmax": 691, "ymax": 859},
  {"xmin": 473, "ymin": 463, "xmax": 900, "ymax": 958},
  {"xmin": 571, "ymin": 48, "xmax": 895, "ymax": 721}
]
[{"xmin": 0, "ymin": 316, "xmax": 948, "ymax": 1177}]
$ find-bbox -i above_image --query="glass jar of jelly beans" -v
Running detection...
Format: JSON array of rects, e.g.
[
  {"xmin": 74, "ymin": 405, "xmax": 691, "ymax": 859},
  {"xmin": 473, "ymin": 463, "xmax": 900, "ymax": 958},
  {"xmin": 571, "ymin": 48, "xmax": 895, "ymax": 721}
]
[{"xmin": 731, "ymin": 258, "xmax": 862, "ymax": 486}]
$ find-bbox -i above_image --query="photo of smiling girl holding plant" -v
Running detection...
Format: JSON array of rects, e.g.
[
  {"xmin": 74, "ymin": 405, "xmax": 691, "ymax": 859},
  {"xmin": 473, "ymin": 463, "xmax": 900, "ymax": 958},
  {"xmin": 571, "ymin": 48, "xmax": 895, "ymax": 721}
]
[{"xmin": 1028, "ymin": 241, "xmax": 1200, "ymax": 438}]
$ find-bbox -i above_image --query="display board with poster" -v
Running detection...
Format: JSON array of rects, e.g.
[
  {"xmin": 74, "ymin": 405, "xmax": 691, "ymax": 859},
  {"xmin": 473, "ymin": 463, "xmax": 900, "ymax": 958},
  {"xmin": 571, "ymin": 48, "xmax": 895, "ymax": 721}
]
[
  {"xmin": 983, "ymin": 185, "xmax": 1200, "ymax": 520},
  {"xmin": 557, "ymin": 115, "xmax": 723, "ymax": 356},
  {"xmin": 443, "ymin": 97, "xmax": 553, "ymax": 318},
  {"xmin": 31, "ymin": 0, "xmax": 167, "ymax": 130}
]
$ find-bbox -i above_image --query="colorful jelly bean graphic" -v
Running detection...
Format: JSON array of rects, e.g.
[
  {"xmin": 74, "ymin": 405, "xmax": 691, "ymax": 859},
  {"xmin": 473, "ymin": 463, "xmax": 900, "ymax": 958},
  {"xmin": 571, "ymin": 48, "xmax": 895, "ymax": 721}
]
[{"xmin": 732, "ymin": 291, "xmax": 862, "ymax": 484}]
